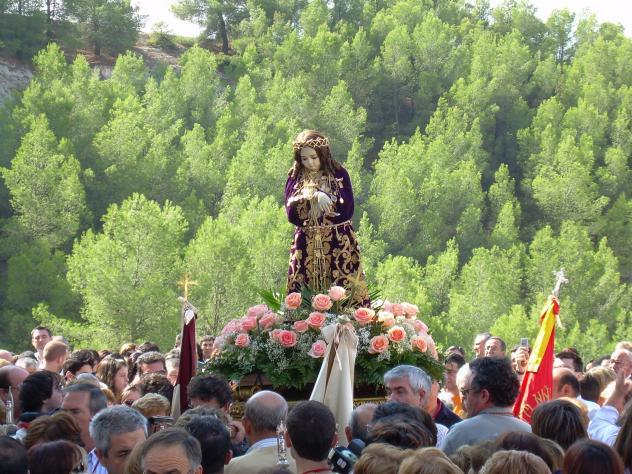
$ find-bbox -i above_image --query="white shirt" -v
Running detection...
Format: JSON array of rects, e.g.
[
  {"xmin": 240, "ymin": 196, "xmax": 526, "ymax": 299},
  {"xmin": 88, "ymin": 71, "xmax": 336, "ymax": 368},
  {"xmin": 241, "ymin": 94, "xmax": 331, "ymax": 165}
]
[
  {"xmin": 436, "ymin": 423, "xmax": 448, "ymax": 448},
  {"xmin": 588, "ymin": 405, "xmax": 620, "ymax": 446},
  {"xmin": 88, "ymin": 448, "xmax": 108, "ymax": 474},
  {"xmin": 246, "ymin": 437, "xmax": 277, "ymax": 453}
]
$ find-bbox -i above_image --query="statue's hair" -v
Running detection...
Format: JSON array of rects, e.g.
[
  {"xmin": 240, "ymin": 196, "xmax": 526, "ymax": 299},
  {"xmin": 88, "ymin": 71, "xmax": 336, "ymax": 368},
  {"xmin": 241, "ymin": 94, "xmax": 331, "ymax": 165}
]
[{"xmin": 289, "ymin": 130, "xmax": 341, "ymax": 179}]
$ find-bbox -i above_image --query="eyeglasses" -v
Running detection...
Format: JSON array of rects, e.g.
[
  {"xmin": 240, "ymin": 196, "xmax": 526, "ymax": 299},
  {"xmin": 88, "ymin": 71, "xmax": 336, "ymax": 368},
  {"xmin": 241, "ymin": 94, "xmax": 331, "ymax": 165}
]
[{"xmin": 460, "ymin": 387, "xmax": 475, "ymax": 398}]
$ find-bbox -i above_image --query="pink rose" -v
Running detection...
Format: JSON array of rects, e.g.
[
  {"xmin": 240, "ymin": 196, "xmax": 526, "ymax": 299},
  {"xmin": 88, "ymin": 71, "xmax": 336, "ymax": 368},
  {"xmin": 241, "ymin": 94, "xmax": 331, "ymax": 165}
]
[
  {"xmin": 259, "ymin": 311, "xmax": 277, "ymax": 330},
  {"xmin": 277, "ymin": 330, "xmax": 298, "ymax": 348},
  {"xmin": 247, "ymin": 304, "xmax": 269, "ymax": 319},
  {"xmin": 378, "ymin": 311, "xmax": 395, "ymax": 328},
  {"xmin": 402, "ymin": 303, "xmax": 419, "ymax": 318},
  {"xmin": 213, "ymin": 336, "xmax": 226, "ymax": 351},
  {"xmin": 354, "ymin": 308, "xmax": 375, "ymax": 325},
  {"xmin": 234, "ymin": 333, "xmax": 250, "ymax": 348},
  {"xmin": 368, "ymin": 335, "xmax": 390, "ymax": 354},
  {"xmin": 308, "ymin": 340, "xmax": 327, "ymax": 358},
  {"xmin": 413, "ymin": 320, "xmax": 428, "ymax": 334},
  {"xmin": 270, "ymin": 329, "xmax": 282, "ymax": 343},
  {"xmin": 426, "ymin": 335, "xmax": 438, "ymax": 359},
  {"xmin": 411, "ymin": 335, "xmax": 427, "ymax": 352},
  {"xmin": 387, "ymin": 326, "xmax": 407, "ymax": 343},
  {"xmin": 328, "ymin": 286, "xmax": 346, "ymax": 301},
  {"xmin": 307, "ymin": 312, "xmax": 326, "ymax": 329},
  {"xmin": 241, "ymin": 316, "xmax": 257, "ymax": 332},
  {"xmin": 221, "ymin": 320, "xmax": 240, "ymax": 335},
  {"xmin": 293, "ymin": 320, "xmax": 309, "ymax": 333},
  {"xmin": 285, "ymin": 292, "xmax": 302, "ymax": 310},
  {"xmin": 312, "ymin": 294, "xmax": 333, "ymax": 312},
  {"xmin": 391, "ymin": 303, "xmax": 404, "ymax": 316}
]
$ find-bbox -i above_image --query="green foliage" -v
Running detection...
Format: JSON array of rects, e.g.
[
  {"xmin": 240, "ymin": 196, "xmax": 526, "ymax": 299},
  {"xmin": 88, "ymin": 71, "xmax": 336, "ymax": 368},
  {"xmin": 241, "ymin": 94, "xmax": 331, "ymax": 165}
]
[{"xmin": 66, "ymin": 194, "xmax": 187, "ymax": 349}]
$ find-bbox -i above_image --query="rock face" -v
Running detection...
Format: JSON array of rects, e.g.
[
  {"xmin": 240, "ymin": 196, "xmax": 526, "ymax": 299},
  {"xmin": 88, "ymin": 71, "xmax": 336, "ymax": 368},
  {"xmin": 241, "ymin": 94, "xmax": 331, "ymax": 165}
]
[{"xmin": 0, "ymin": 58, "xmax": 33, "ymax": 102}]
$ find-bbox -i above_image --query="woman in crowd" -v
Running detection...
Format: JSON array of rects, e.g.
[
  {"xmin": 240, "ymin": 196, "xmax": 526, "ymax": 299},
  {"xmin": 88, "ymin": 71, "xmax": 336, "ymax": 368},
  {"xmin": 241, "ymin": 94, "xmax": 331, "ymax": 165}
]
[
  {"xmin": 27, "ymin": 439, "xmax": 87, "ymax": 474},
  {"xmin": 563, "ymin": 439, "xmax": 624, "ymax": 474},
  {"xmin": 96, "ymin": 355, "xmax": 128, "ymax": 403},
  {"xmin": 531, "ymin": 399, "xmax": 587, "ymax": 450}
]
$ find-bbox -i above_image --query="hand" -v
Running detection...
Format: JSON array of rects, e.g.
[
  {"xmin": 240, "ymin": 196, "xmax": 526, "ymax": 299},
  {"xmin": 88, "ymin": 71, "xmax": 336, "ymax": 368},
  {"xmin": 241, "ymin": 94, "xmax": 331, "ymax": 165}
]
[
  {"xmin": 514, "ymin": 346, "xmax": 529, "ymax": 372},
  {"xmin": 309, "ymin": 191, "xmax": 334, "ymax": 221},
  {"xmin": 604, "ymin": 369, "xmax": 632, "ymax": 412},
  {"xmin": 229, "ymin": 420, "xmax": 245, "ymax": 444}
]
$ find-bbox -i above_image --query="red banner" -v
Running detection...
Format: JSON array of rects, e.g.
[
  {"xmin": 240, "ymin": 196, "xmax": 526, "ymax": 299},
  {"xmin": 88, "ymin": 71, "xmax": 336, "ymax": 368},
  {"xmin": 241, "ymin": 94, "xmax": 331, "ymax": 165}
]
[{"xmin": 513, "ymin": 295, "xmax": 559, "ymax": 423}]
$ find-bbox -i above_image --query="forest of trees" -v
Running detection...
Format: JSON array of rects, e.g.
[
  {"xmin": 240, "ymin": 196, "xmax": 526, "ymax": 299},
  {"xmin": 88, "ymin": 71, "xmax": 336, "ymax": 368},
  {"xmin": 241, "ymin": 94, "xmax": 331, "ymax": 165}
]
[{"xmin": 1, "ymin": 0, "xmax": 631, "ymax": 359}]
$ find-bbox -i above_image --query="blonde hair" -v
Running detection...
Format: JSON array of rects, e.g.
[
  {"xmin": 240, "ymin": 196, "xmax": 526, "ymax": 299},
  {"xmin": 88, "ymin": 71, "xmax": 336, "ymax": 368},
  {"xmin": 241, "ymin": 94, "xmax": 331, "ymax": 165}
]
[
  {"xmin": 354, "ymin": 443, "xmax": 407, "ymax": 474},
  {"xmin": 480, "ymin": 450, "xmax": 551, "ymax": 474},
  {"xmin": 588, "ymin": 366, "xmax": 616, "ymax": 393},
  {"xmin": 132, "ymin": 393, "xmax": 170, "ymax": 418},
  {"xmin": 398, "ymin": 447, "xmax": 464, "ymax": 474},
  {"xmin": 43, "ymin": 340, "xmax": 68, "ymax": 362}
]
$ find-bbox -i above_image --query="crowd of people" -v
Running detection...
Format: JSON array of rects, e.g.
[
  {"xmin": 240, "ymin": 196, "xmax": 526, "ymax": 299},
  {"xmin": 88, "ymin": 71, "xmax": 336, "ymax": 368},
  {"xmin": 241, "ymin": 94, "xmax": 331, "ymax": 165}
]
[{"xmin": 0, "ymin": 326, "xmax": 631, "ymax": 474}]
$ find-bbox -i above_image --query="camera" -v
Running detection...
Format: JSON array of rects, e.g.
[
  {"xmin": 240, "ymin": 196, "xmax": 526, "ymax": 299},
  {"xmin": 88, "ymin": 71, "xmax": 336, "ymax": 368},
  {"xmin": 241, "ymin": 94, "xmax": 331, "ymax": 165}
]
[{"xmin": 329, "ymin": 439, "xmax": 365, "ymax": 474}]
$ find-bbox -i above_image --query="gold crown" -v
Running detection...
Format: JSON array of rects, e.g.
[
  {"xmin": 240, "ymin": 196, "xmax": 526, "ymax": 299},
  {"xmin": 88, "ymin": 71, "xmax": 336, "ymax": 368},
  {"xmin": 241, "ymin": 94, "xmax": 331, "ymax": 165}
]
[{"xmin": 292, "ymin": 136, "xmax": 330, "ymax": 151}]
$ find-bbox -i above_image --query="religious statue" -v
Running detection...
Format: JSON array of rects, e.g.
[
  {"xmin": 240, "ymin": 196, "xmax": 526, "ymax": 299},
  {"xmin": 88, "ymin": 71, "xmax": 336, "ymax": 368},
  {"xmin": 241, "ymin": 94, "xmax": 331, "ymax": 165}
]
[{"xmin": 285, "ymin": 130, "xmax": 369, "ymax": 305}]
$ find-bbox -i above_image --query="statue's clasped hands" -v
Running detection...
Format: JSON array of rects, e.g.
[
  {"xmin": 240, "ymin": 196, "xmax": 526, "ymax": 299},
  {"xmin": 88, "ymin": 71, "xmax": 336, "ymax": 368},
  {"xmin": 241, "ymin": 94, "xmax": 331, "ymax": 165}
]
[{"xmin": 309, "ymin": 191, "xmax": 335, "ymax": 221}]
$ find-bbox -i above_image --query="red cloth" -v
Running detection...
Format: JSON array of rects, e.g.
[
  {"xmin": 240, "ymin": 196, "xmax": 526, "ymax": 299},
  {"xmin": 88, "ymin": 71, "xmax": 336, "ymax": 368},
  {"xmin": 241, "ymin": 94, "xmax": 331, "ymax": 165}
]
[
  {"xmin": 513, "ymin": 296, "xmax": 559, "ymax": 423},
  {"xmin": 175, "ymin": 309, "xmax": 197, "ymax": 415}
]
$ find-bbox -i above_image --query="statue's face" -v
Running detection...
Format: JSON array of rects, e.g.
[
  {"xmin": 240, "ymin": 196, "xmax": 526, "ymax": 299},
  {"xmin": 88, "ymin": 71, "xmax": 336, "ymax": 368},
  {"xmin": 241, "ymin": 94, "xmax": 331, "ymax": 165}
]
[{"xmin": 300, "ymin": 147, "xmax": 321, "ymax": 172}]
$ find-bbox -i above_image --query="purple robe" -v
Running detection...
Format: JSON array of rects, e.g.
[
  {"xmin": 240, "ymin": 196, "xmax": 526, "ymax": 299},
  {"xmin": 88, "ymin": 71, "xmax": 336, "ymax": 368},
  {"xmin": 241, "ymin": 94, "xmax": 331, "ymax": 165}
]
[{"xmin": 285, "ymin": 166, "xmax": 368, "ymax": 305}]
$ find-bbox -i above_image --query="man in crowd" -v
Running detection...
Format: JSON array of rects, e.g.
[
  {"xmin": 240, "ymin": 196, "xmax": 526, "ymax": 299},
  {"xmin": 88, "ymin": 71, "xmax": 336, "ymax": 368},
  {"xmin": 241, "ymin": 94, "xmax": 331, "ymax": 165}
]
[
  {"xmin": 187, "ymin": 374, "xmax": 246, "ymax": 454},
  {"xmin": 0, "ymin": 365, "xmax": 29, "ymax": 421},
  {"xmin": 140, "ymin": 428, "xmax": 203, "ymax": 474},
  {"xmin": 383, "ymin": 365, "xmax": 457, "ymax": 444},
  {"xmin": 439, "ymin": 352, "xmax": 466, "ymax": 417},
  {"xmin": 62, "ymin": 383, "xmax": 108, "ymax": 472},
  {"xmin": 63, "ymin": 349, "xmax": 97, "ymax": 382},
  {"xmin": 554, "ymin": 348, "xmax": 584, "ymax": 375},
  {"xmin": 345, "ymin": 403, "xmax": 377, "ymax": 444},
  {"xmin": 472, "ymin": 332, "xmax": 490, "ymax": 359},
  {"xmin": 609, "ymin": 348, "xmax": 632, "ymax": 378},
  {"xmin": 0, "ymin": 350, "xmax": 13, "ymax": 363},
  {"xmin": 225, "ymin": 390, "xmax": 295, "ymax": 473},
  {"xmin": 442, "ymin": 357, "xmax": 530, "ymax": 454},
  {"xmin": 553, "ymin": 367, "xmax": 599, "ymax": 412},
  {"xmin": 200, "ymin": 335, "xmax": 215, "ymax": 362},
  {"xmin": 40, "ymin": 340, "xmax": 68, "ymax": 374},
  {"xmin": 30, "ymin": 326, "xmax": 52, "ymax": 363},
  {"xmin": 136, "ymin": 351, "xmax": 167, "ymax": 378},
  {"xmin": 484, "ymin": 336, "xmax": 506, "ymax": 359},
  {"xmin": 165, "ymin": 352, "xmax": 180, "ymax": 385},
  {"xmin": 286, "ymin": 401, "xmax": 336, "ymax": 474},
  {"xmin": 184, "ymin": 416, "xmax": 233, "ymax": 474},
  {"xmin": 90, "ymin": 405, "xmax": 148, "ymax": 474}
]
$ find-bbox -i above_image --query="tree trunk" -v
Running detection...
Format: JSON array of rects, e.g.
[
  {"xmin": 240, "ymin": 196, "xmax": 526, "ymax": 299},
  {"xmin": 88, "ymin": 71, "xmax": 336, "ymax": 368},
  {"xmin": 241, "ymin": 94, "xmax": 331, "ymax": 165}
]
[{"xmin": 218, "ymin": 13, "xmax": 229, "ymax": 54}]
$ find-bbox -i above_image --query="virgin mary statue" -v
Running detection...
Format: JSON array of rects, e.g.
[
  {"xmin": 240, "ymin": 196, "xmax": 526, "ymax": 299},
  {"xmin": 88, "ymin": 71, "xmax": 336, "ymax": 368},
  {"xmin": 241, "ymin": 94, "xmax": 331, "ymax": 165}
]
[{"xmin": 285, "ymin": 130, "xmax": 368, "ymax": 305}]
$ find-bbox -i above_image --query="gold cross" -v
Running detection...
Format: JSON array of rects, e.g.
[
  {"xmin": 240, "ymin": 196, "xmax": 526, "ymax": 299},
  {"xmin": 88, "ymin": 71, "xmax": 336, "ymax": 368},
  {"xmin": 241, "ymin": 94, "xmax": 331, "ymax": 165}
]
[{"xmin": 178, "ymin": 273, "xmax": 198, "ymax": 301}]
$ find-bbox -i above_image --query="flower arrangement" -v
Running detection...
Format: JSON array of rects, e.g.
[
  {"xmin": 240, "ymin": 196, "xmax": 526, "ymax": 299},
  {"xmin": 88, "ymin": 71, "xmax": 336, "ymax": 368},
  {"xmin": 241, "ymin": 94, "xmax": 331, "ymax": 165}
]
[{"xmin": 204, "ymin": 286, "xmax": 444, "ymax": 390}]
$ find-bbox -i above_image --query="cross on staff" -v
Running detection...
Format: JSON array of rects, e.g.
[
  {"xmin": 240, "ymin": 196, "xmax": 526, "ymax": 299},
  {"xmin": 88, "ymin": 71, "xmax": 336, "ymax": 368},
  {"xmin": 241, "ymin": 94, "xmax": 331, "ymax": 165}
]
[{"xmin": 178, "ymin": 273, "xmax": 198, "ymax": 301}]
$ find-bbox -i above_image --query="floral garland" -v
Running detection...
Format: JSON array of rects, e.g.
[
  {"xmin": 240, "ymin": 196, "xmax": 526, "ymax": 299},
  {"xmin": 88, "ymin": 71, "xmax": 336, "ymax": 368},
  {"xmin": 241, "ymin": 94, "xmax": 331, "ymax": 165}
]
[{"xmin": 204, "ymin": 286, "xmax": 444, "ymax": 390}]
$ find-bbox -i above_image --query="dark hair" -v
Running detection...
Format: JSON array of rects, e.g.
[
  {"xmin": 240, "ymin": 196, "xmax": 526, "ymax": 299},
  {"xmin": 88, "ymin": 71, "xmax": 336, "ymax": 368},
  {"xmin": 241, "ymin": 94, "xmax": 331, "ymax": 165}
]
[
  {"xmin": 556, "ymin": 370, "xmax": 580, "ymax": 396},
  {"xmin": 366, "ymin": 419, "xmax": 434, "ymax": 449},
  {"xmin": 139, "ymin": 373, "xmax": 174, "ymax": 402},
  {"xmin": 531, "ymin": 399, "xmax": 587, "ymax": 450},
  {"xmin": 20, "ymin": 371, "xmax": 56, "ymax": 412},
  {"xmin": 372, "ymin": 401, "xmax": 437, "ymax": 445},
  {"xmin": 31, "ymin": 326, "xmax": 52, "ymax": 338},
  {"xmin": 289, "ymin": 130, "xmax": 341, "ymax": 179},
  {"xmin": 27, "ymin": 440, "xmax": 84, "ymax": 474},
  {"xmin": 579, "ymin": 372, "xmax": 601, "ymax": 403},
  {"xmin": 136, "ymin": 351, "xmax": 166, "ymax": 375},
  {"xmin": 556, "ymin": 350, "xmax": 584, "ymax": 373},
  {"xmin": 96, "ymin": 356, "xmax": 127, "ymax": 396},
  {"xmin": 0, "ymin": 436, "xmax": 27, "ymax": 474},
  {"xmin": 24, "ymin": 411, "xmax": 82, "ymax": 450},
  {"xmin": 138, "ymin": 342, "xmax": 161, "ymax": 353},
  {"xmin": 486, "ymin": 336, "xmax": 506, "ymax": 352},
  {"xmin": 493, "ymin": 431, "xmax": 555, "ymax": 471},
  {"xmin": 187, "ymin": 374, "xmax": 232, "ymax": 407},
  {"xmin": 563, "ymin": 439, "xmax": 624, "ymax": 474},
  {"xmin": 287, "ymin": 400, "xmax": 335, "ymax": 462},
  {"xmin": 141, "ymin": 428, "xmax": 202, "ymax": 471},
  {"xmin": 63, "ymin": 349, "xmax": 98, "ymax": 376},
  {"xmin": 614, "ymin": 402, "xmax": 632, "ymax": 471},
  {"xmin": 469, "ymin": 357, "xmax": 519, "ymax": 406},
  {"xmin": 445, "ymin": 352, "xmax": 466, "ymax": 367},
  {"xmin": 63, "ymin": 383, "xmax": 108, "ymax": 416},
  {"xmin": 184, "ymin": 416, "xmax": 231, "ymax": 474}
]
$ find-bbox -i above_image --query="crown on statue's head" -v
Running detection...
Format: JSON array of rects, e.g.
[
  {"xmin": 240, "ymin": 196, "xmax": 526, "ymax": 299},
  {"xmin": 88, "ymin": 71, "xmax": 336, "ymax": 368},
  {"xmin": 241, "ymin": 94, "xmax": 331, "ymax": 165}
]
[{"xmin": 292, "ymin": 136, "xmax": 330, "ymax": 151}]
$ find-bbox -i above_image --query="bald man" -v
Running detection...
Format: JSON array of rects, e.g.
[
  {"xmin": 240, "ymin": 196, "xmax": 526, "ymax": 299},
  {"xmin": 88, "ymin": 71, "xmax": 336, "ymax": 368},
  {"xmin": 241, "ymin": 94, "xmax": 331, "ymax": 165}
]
[
  {"xmin": 345, "ymin": 403, "xmax": 377, "ymax": 444},
  {"xmin": 225, "ymin": 390, "xmax": 296, "ymax": 474}
]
